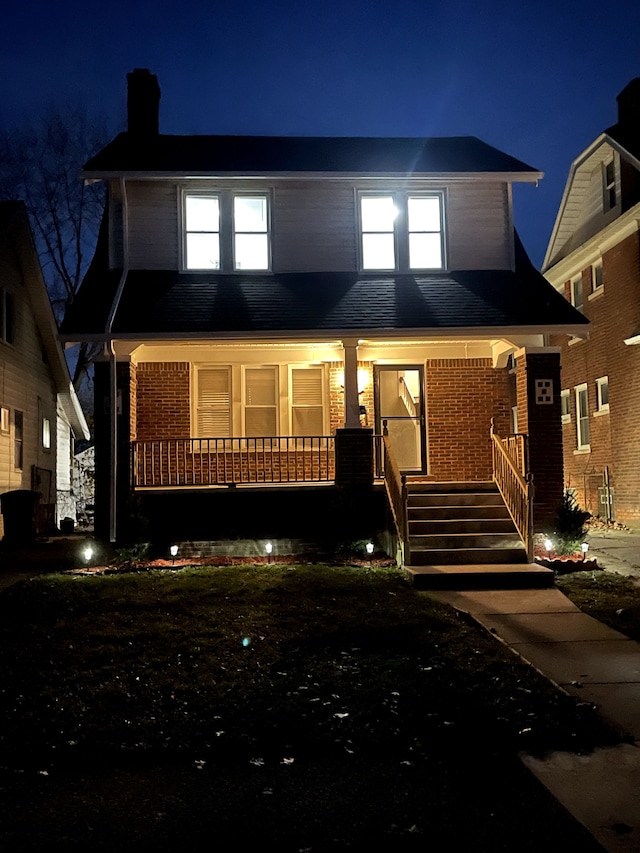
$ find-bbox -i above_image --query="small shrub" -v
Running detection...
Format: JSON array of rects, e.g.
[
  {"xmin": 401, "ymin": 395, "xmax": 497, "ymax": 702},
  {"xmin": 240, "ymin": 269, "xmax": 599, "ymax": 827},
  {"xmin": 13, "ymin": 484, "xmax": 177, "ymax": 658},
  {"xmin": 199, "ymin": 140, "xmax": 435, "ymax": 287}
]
[
  {"xmin": 114, "ymin": 542, "xmax": 151, "ymax": 566},
  {"xmin": 551, "ymin": 491, "xmax": 590, "ymax": 555}
]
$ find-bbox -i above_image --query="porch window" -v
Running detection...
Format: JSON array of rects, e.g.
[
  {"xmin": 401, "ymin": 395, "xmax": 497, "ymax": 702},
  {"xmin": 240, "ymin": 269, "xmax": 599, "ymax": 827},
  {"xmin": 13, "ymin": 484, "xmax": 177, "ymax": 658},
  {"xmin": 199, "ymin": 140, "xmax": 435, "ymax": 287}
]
[
  {"xmin": 244, "ymin": 367, "xmax": 278, "ymax": 436},
  {"xmin": 359, "ymin": 192, "xmax": 444, "ymax": 272},
  {"xmin": 195, "ymin": 367, "xmax": 231, "ymax": 436},
  {"xmin": 291, "ymin": 367, "xmax": 325, "ymax": 435},
  {"xmin": 575, "ymin": 384, "xmax": 590, "ymax": 450}
]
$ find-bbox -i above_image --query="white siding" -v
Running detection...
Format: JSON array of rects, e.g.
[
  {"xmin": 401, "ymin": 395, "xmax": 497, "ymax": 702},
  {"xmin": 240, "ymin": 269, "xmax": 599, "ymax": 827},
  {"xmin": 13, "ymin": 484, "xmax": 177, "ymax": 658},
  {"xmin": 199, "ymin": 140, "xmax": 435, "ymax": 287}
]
[
  {"xmin": 0, "ymin": 248, "xmax": 57, "ymax": 501},
  {"xmin": 119, "ymin": 177, "xmax": 513, "ymax": 272}
]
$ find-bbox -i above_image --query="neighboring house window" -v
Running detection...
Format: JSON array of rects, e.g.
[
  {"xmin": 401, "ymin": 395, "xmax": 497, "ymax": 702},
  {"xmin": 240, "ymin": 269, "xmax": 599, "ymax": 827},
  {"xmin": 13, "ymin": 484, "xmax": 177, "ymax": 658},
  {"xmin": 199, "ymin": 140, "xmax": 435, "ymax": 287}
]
[
  {"xmin": 195, "ymin": 366, "xmax": 231, "ymax": 437},
  {"xmin": 244, "ymin": 367, "xmax": 278, "ymax": 437},
  {"xmin": 603, "ymin": 159, "xmax": 616, "ymax": 211},
  {"xmin": 571, "ymin": 275, "xmax": 583, "ymax": 312},
  {"xmin": 291, "ymin": 367, "xmax": 325, "ymax": 435},
  {"xmin": 183, "ymin": 192, "xmax": 270, "ymax": 272},
  {"xmin": 14, "ymin": 410, "xmax": 23, "ymax": 469},
  {"xmin": 0, "ymin": 287, "xmax": 15, "ymax": 344},
  {"xmin": 591, "ymin": 261, "xmax": 603, "ymax": 292},
  {"xmin": 575, "ymin": 384, "xmax": 590, "ymax": 449},
  {"xmin": 561, "ymin": 389, "xmax": 570, "ymax": 423},
  {"xmin": 42, "ymin": 417, "xmax": 51, "ymax": 449},
  {"xmin": 359, "ymin": 192, "xmax": 444, "ymax": 271},
  {"xmin": 0, "ymin": 406, "xmax": 9, "ymax": 433},
  {"xmin": 596, "ymin": 377, "xmax": 609, "ymax": 412}
]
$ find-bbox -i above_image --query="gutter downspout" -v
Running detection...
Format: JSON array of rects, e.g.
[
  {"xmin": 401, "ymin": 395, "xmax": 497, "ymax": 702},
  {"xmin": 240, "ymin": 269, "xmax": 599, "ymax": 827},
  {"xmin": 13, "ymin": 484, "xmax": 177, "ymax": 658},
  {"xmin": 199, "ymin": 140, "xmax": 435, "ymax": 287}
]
[{"xmin": 104, "ymin": 178, "xmax": 130, "ymax": 543}]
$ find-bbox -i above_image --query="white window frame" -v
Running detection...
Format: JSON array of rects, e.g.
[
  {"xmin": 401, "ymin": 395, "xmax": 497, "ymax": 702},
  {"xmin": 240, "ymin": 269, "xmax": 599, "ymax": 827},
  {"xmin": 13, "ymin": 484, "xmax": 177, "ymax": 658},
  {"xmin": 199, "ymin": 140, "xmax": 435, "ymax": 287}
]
[
  {"xmin": 561, "ymin": 389, "xmax": 571, "ymax": 423},
  {"xmin": 595, "ymin": 376, "xmax": 609, "ymax": 413},
  {"xmin": 242, "ymin": 365, "xmax": 279, "ymax": 438},
  {"xmin": 591, "ymin": 260, "xmax": 603, "ymax": 293},
  {"xmin": 42, "ymin": 416, "xmax": 51, "ymax": 450},
  {"xmin": 358, "ymin": 191, "xmax": 446, "ymax": 272},
  {"xmin": 575, "ymin": 384, "xmax": 590, "ymax": 450},
  {"xmin": 603, "ymin": 159, "xmax": 616, "ymax": 211},
  {"xmin": 288, "ymin": 364, "xmax": 328, "ymax": 437},
  {"xmin": 182, "ymin": 190, "xmax": 271, "ymax": 273},
  {"xmin": 0, "ymin": 406, "xmax": 9, "ymax": 433},
  {"xmin": 570, "ymin": 275, "xmax": 584, "ymax": 313}
]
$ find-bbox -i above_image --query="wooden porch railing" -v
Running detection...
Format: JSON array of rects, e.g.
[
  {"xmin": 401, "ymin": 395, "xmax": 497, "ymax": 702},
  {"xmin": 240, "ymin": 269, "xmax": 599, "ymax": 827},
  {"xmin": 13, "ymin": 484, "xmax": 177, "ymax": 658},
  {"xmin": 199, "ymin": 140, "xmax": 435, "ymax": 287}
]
[
  {"xmin": 379, "ymin": 425, "xmax": 408, "ymax": 560},
  {"xmin": 490, "ymin": 420, "xmax": 534, "ymax": 561},
  {"xmin": 132, "ymin": 436, "xmax": 335, "ymax": 488}
]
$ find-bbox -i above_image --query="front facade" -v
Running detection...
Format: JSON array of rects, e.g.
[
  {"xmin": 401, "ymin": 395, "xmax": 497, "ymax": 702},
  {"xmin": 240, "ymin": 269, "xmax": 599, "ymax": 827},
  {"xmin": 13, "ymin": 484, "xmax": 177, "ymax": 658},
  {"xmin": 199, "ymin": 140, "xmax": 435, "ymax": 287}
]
[
  {"xmin": 544, "ymin": 79, "xmax": 640, "ymax": 524},
  {"xmin": 61, "ymin": 70, "xmax": 586, "ymax": 546},
  {"xmin": 0, "ymin": 201, "xmax": 89, "ymax": 537}
]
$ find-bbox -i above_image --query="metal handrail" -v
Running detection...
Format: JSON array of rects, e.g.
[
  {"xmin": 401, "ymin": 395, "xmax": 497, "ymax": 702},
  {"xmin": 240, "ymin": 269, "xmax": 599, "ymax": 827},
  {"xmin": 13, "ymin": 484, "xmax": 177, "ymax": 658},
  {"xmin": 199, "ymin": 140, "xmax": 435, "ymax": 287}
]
[
  {"xmin": 490, "ymin": 420, "xmax": 534, "ymax": 561},
  {"xmin": 132, "ymin": 435, "xmax": 335, "ymax": 488},
  {"xmin": 380, "ymin": 422, "xmax": 408, "ymax": 563}
]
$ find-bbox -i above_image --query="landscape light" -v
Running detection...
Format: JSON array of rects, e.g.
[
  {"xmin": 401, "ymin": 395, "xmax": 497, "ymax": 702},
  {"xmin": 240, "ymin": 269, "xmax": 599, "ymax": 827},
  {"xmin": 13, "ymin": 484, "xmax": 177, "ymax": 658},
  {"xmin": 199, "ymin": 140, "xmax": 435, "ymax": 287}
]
[
  {"xmin": 82, "ymin": 545, "xmax": 93, "ymax": 563},
  {"xmin": 366, "ymin": 542, "xmax": 374, "ymax": 555},
  {"xmin": 265, "ymin": 541, "xmax": 273, "ymax": 554},
  {"xmin": 544, "ymin": 539, "xmax": 553, "ymax": 552},
  {"xmin": 582, "ymin": 542, "xmax": 589, "ymax": 560},
  {"xmin": 170, "ymin": 544, "xmax": 178, "ymax": 564}
]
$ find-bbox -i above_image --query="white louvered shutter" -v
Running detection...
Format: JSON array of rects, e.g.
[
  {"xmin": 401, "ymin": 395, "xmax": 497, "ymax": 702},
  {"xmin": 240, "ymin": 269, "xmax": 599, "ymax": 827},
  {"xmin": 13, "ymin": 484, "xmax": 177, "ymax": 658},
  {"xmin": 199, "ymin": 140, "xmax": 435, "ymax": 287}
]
[
  {"xmin": 291, "ymin": 368, "xmax": 324, "ymax": 435},
  {"xmin": 197, "ymin": 368, "xmax": 231, "ymax": 436}
]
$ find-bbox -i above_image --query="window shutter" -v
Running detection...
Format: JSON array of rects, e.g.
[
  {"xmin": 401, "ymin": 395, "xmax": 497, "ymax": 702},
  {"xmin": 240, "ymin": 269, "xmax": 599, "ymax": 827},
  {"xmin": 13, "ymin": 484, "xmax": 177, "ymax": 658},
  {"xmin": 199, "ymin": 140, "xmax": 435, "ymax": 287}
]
[
  {"xmin": 245, "ymin": 368, "xmax": 277, "ymax": 436},
  {"xmin": 291, "ymin": 368, "xmax": 324, "ymax": 435},
  {"xmin": 197, "ymin": 368, "xmax": 231, "ymax": 436}
]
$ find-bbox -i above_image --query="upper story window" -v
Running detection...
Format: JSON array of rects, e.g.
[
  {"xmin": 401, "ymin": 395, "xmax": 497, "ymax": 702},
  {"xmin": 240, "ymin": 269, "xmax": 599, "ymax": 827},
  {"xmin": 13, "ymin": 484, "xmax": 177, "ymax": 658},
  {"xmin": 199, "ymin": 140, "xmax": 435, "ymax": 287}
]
[
  {"xmin": 596, "ymin": 376, "xmax": 609, "ymax": 413},
  {"xmin": 0, "ymin": 287, "xmax": 15, "ymax": 344},
  {"xmin": 359, "ymin": 193, "xmax": 445, "ymax": 272},
  {"xmin": 183, "ymin": 192, "xmax": 271, "ymax": 272},
  {"xmin": 571, "ymin": 275, "xmax": 584, "ymax": 313},
  {"xmin": 603, "ymin": 159, "xmax": 616, "ymax": 211},
  {"xmin": 591, "ymin": 260, "xmax": 603, "ymax": 293}
]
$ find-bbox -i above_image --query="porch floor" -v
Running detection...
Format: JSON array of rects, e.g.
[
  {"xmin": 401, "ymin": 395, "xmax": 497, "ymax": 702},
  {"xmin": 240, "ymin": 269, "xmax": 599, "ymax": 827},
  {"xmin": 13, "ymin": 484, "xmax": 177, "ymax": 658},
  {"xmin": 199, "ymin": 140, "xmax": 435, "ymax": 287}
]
[{"xmin": 405, "ymin": 563, "xmax": 554, "ymax": 590}]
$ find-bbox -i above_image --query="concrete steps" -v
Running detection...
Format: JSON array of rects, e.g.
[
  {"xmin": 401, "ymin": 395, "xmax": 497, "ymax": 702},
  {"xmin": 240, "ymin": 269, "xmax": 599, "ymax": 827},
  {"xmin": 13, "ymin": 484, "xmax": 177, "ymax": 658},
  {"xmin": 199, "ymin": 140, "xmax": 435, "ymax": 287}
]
[{"xmin": 404, "ymin": 481, "xmax": 547, "ymax": 589}]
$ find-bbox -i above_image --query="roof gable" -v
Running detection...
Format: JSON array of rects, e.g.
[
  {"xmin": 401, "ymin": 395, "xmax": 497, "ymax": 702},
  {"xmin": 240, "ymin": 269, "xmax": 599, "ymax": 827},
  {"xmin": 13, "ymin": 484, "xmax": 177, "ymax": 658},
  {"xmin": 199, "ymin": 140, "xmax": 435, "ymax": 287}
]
[{"xmin": 544, "ymin": 134, "xmax": 640, "ymax": 270}]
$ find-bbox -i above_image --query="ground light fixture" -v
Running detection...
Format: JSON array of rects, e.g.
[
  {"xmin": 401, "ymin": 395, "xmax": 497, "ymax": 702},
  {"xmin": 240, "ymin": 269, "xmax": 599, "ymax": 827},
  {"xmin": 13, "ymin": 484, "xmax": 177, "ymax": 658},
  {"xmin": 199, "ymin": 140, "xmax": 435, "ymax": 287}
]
[
  {"xmin": 544, "ymin": 538, "xmax": 553, "ymax": 553},
  {"xmin": 265, "ymin": 541, "xmax": 273, "ymax": 563},
  {"xmin": 170, "ymin": 544, "xmax": 179, "ymax": 564},
  {"xmin": 582, "ymin": 542, "xmax": 589, "ymax": 561},
  {"xmin": 82, "ymin": 544, "xmax": 94, "ymax": 564},
  {"xmin": 366, "ymin": 542, "xmax": 374, "ymax": 555}
]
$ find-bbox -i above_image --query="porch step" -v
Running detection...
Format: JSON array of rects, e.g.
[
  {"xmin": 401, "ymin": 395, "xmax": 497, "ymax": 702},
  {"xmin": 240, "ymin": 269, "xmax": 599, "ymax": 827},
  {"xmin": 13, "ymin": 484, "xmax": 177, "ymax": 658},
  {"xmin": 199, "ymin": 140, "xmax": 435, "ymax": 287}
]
[
  {"xmin": 406, "ymin": 564, "xmax": 554, "ymax": 590},
  {"xmin": 404, "ymin": 482, "xmax": 531, "ymax": 577}
]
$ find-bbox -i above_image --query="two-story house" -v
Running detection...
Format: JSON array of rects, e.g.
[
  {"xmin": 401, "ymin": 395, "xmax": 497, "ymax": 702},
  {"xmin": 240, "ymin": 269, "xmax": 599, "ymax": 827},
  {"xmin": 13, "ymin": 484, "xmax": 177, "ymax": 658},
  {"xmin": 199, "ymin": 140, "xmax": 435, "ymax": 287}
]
[
  {"xmin": 0, "ymin": 201, "xmax": 89, "ymax": 539},
  {"xmin": 61, "ymin": 69, "xmax": 586, "ymax": 566},
  {"xmin": 544, "ymin": 79, "xmax": 640, "ymax": 525}
]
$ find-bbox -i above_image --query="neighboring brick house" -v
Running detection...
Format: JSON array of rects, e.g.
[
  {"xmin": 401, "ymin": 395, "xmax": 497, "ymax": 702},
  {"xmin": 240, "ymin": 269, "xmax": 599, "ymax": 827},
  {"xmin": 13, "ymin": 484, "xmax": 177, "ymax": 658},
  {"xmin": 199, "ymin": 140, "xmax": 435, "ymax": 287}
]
[
  {"xmin": 0, "ymin": 201, "xmax": 89, "ymax": 538},
  {"xmin": 60, "ymin": 70, "xmax": 586, "ymax": 553},
  {"xmin": 544, "ymin": 79, "xmax": 640, "ymax": 525}
]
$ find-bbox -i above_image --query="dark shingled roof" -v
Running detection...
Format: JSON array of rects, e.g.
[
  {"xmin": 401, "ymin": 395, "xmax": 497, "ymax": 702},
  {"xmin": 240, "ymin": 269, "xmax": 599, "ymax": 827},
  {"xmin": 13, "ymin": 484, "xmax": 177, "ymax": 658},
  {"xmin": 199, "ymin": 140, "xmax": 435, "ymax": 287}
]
[
  {"xmin": 61, "ymin": 235, "xmax": 587, "ymax": 339},
  {"xmin": 83, "ymin": 133, "xmax": 540, "ymax": 176}
]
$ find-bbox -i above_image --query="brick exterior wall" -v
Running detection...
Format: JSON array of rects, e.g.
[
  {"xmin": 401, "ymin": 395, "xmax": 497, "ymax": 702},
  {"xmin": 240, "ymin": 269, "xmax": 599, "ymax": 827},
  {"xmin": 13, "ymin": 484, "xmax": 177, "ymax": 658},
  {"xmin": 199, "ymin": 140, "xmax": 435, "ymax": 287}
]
[
  {"xmin": 424, "ymin": 358, "xmax": 511, "ymax": 481},
  {"xmin": 515, "ymin": 351, "xmax": 563, "ymax": 529},
  {"xmin": 328, "ymin": 360, "xmax": 374, "ymax": 431},
  {"xmin": 136, "ymin": 362, "xmax": 191, "ymax": 440},
  {"xmin": 551, "ymin": 231, "xmax": 640, "ymax": 522}
]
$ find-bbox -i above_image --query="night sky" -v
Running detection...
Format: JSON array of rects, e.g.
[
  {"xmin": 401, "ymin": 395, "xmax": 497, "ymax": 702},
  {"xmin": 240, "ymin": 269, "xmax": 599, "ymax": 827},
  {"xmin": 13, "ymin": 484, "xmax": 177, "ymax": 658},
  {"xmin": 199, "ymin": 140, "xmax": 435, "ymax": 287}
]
[{"xmin": 2, "ymin": 0, "xmax": 640, "ymax": 267}]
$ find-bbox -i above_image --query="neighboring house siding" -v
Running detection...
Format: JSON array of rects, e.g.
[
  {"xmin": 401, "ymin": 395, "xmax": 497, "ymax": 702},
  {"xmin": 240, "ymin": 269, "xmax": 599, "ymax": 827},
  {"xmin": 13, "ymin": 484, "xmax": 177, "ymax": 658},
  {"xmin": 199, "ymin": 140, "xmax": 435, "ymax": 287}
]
[
  {"xmin": 550, "ymin": 231, "xmax": 640, "ymax": 521},
  {"xmin": 122, "ymin": 178, "xmax": 513, "ymax": 273}
]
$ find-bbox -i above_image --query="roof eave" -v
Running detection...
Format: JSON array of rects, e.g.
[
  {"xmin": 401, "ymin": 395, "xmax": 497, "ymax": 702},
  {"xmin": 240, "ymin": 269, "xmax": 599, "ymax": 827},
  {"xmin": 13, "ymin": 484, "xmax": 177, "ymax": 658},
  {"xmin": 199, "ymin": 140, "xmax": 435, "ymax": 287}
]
[{"xmin": 82, "ymin": 169, "xmax": 543, "ymax": 183}]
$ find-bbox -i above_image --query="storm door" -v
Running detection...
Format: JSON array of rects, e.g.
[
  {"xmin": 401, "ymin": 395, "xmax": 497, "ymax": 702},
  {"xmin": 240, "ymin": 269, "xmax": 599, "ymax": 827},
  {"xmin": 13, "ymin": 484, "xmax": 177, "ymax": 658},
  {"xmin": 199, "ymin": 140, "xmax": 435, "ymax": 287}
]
[{"xmin": 374, "ymin": 366, "xmax": 426, "ymax": 473}]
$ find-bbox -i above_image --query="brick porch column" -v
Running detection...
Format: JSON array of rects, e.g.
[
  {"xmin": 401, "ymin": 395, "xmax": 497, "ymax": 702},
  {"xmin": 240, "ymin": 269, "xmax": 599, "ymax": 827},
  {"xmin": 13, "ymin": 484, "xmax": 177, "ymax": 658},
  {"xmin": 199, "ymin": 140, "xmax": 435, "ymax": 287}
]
[
  {"xmin": 515, "ymin": 347, "xmax": 563, "ymax": 530},
  {"xmin": 335, "ymin": 428, "xmax": 374, "ymax": 489}
]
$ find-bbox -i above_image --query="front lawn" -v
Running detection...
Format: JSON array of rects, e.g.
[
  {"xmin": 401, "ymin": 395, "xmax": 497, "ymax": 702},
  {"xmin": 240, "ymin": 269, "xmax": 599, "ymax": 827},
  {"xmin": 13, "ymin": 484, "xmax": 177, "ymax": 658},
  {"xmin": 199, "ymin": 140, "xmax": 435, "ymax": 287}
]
[
  {"xmin": 0, "ymin": 564, "xmax": 610, "ymax": 851},
  {"xmin": 558, "ymin": 569, "xmax": 640, "ymax": 641}
]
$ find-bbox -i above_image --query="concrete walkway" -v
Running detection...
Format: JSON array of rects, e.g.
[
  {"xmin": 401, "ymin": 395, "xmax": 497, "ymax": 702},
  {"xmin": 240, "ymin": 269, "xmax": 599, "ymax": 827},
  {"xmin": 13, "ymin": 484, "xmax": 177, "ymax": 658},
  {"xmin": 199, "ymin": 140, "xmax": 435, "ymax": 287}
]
[{"xmin": 427, "ymin": 587, "xmax": 640, "ymax": 853}]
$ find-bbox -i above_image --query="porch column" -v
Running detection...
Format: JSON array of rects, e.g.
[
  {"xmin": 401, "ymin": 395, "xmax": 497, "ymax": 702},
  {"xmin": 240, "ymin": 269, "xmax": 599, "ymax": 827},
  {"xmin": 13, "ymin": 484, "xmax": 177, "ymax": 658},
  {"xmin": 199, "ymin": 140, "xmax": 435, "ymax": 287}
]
[
  {"xmin": 515, "ymin": 347, "xmax": 563, "ymax": 530},
  {"xmin": 342, "ymin": 338, "xmax": 361, "ymax": 428}
]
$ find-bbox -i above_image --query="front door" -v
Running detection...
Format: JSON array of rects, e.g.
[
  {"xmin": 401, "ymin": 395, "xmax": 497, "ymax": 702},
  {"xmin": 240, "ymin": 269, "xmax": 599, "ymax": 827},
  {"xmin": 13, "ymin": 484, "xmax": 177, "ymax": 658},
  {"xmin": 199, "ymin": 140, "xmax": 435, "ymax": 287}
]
[{"xmin": 374, "ymin": 365, "xmax": 426, "ymax": 473}]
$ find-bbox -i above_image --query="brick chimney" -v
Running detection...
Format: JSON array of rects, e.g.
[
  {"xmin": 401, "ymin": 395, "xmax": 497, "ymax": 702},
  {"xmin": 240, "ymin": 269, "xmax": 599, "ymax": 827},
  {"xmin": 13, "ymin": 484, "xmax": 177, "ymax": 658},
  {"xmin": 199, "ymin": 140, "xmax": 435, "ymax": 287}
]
[
  {"xmin": 616, "ymin": 78, "xmax": 640, "ymax": 137},
  {"xmin": 127, "ymin": 69, "xmax": 161, "ymax": 136}
]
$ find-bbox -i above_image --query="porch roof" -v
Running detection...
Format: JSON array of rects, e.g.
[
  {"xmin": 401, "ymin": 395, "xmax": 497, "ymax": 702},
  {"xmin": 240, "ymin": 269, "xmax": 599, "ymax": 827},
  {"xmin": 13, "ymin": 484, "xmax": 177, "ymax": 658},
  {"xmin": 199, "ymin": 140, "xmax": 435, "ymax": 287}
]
[{"xmin": 61, "ymin": 242, "xmax": 587, "ymax": 340}]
